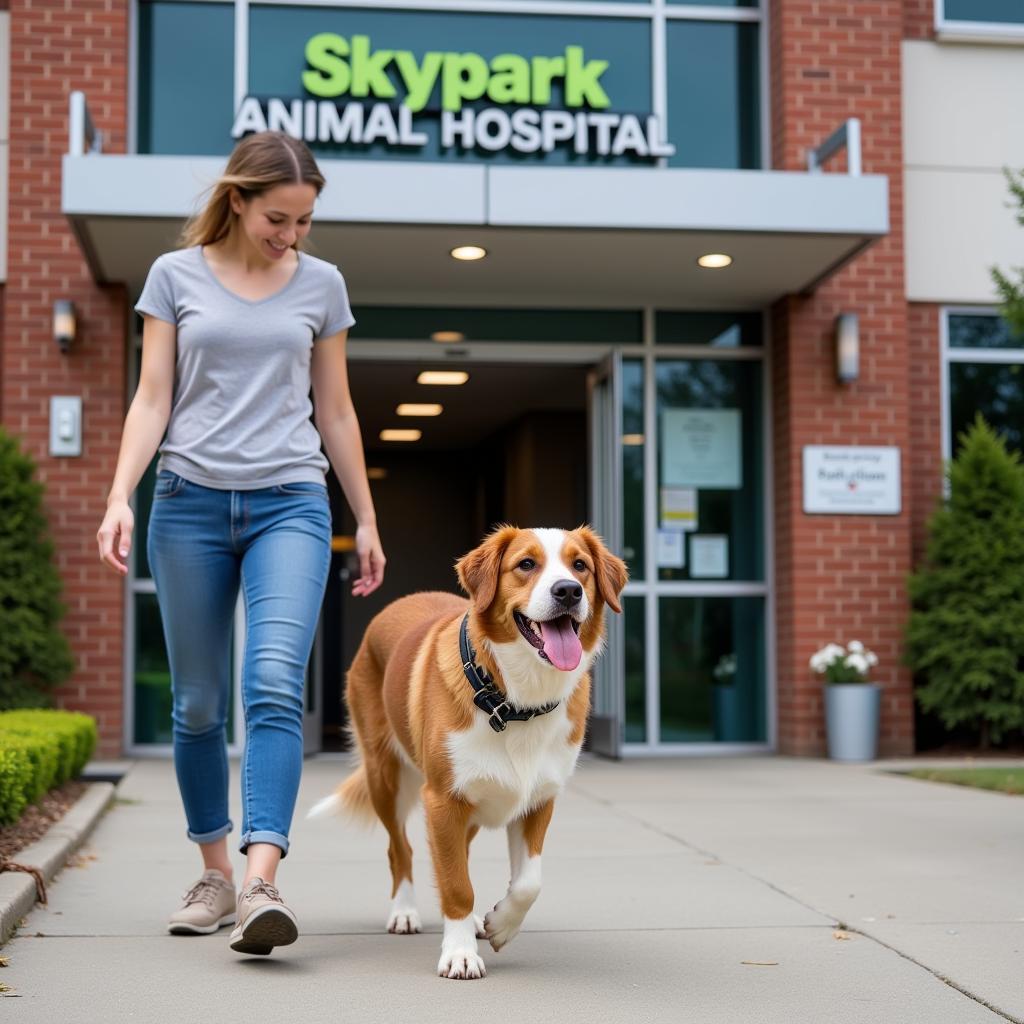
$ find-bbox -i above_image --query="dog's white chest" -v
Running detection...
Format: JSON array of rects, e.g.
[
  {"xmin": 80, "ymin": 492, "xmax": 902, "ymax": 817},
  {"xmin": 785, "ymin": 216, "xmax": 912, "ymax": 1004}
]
[{"xmin": 447, "ymin": 710, "xmax": 580, "ymax": 828}]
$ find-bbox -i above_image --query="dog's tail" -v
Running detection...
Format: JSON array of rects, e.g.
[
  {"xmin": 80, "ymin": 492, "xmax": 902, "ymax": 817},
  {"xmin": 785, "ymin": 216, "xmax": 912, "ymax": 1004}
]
[{"xmin": 306, "ymin": 761, "xmax": 377, "ymax": 827}]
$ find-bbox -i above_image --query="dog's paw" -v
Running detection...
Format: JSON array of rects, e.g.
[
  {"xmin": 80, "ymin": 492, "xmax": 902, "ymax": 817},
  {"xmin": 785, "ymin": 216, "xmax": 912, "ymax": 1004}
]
[
  {"xmin": 484, "ymin": 904, "xmax": 523, "ymax": 952},
  {"xmin": 387, "ymin": 908, "xmax": 422, "ymax": 935},
  {"xmin": 474, "ymin": 914, "xmax": 486, "ymax": 939},
  {"xmin": 437, "ymin": 948, "xmax": 487, "ymax": 980}
]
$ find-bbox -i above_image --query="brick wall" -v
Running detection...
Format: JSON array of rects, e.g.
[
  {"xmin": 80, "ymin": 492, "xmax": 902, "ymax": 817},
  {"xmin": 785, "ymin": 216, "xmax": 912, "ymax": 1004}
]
[
  {"xmin": 903, "ymin": 0, "xmax": 935, "ymax": 40},
  {"xmin": 770, "ymin": 1, "xmax": 915, "ymax": 756},
  {"xmin": 907, "ymin": 303, "xmax": 942, "ymax": 565},
  {"xmin": 3, "ymin": 0, "xmax": 129, "ymax": 755}
]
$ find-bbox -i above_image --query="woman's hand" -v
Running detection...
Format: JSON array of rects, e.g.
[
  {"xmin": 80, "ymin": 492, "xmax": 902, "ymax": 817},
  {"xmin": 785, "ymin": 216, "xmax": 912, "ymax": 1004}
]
[
  {"xmin": 352, "ymin": 523, "xmax": 386, "ymax": 597},
  {"xmin": 97, "ymin": 500, "xmax": 135, "ymax": 576}
]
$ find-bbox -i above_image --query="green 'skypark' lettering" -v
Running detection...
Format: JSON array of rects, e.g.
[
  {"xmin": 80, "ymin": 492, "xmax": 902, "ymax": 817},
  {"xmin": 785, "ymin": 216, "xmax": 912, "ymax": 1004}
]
[
  {"xmin": 231, "ymin": 33, "xmax": 676, "ymax": 159},
  {"xmin": 300, "ymin": 33, "xmax": 610, "ymax": 112}
]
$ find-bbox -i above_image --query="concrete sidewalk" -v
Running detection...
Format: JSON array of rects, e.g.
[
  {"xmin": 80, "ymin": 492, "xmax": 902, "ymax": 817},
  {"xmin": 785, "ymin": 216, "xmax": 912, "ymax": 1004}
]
[{"xmin": 2, "ymin": 755, "xmax": 1022, "ymax": 1023}]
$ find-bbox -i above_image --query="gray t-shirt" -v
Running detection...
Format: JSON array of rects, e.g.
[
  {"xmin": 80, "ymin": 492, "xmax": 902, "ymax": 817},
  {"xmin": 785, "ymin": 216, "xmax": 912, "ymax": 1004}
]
[{"xmin": 134, "ymin": 245, "xmax": 355, "ymax": 489}]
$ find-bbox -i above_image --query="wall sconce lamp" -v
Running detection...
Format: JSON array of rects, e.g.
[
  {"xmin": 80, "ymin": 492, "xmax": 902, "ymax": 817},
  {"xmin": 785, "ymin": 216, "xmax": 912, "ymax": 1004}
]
[
  {"xmin": 53, "ymin": 300, "xmax": 77, "ymax": 354},
  {"xmin": 835, "ymin": 313, "xmax": 859, "ymax": 384}
]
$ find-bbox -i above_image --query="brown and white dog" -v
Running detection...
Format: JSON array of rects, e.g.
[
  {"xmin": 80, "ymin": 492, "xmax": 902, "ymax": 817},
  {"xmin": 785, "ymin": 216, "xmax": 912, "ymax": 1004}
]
[{"xmin": 310, "ymin": 525, "xmax": 628, "ymax": 979}]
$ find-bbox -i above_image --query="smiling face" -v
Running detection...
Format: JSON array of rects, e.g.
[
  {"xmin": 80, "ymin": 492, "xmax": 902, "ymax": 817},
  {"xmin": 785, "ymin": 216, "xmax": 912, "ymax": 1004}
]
[
  {"xmin": 456, "ymin": 526, "xmax": 629, "ymax": 674},
  {"xmin": 229, "ymin": 182, "xmax": 317, "ymax": 263}
]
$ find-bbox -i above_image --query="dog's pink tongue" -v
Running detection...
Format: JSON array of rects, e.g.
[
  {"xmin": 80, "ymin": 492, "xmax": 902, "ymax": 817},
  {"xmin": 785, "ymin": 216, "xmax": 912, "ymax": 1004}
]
[{"xmin": 540, "ymin": 616, "xmax": 583, "ymax": 672}]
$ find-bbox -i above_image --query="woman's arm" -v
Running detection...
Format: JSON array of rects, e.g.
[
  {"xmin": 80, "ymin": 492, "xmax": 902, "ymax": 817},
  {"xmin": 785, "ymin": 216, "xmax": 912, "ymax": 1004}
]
[
  {"xmin": 96, "ymin": 316, "xmax": 176, "ymax": 576},
  {"xmin": 311, "ymin": 329, "xmax": 386, "ymax": 597}
]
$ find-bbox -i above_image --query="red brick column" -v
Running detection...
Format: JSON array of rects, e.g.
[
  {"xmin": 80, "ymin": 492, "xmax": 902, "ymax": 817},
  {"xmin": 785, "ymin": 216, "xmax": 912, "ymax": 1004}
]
[
  {"xmin": 907, "ymin": 303, "xmax": 942, "ymax": 565},
  {"xmin": 3, "ymin": 0, "xmax": 130, "ymax": 756},
  {"xmin": 770, "ymin": 1, "xmax": 914, "ymax": 756}
]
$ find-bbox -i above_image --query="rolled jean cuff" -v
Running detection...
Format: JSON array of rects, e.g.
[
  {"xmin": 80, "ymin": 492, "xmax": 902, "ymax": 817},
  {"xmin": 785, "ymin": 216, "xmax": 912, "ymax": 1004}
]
[
  {"xmin": 187, "ymin": 820, "xmax": 233, "ymax": 845},
  {"xmin": 240, "ymin": 830, "xmax": 290, "ymax": 859}
]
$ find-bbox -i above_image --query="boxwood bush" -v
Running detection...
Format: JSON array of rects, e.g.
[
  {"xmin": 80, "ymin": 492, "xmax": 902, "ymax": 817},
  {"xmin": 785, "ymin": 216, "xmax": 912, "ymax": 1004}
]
[
  {"xmin": 0, "ymin": 427, "xmax": 75, "ymax": 709},
  {"xmin": 0, "ymin": 709, "xmax": 97, "ymax": 826}
]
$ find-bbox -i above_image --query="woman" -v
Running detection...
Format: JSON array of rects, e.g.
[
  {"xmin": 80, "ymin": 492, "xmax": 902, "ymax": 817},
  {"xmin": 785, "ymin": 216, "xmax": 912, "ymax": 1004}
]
[{"xmin": 96, "ymin": 131, "xmax": 384, "ymax": 956}]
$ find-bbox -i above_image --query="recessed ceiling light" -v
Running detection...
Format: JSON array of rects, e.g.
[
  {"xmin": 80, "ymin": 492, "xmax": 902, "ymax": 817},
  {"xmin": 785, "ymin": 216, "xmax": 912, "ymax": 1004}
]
[
  {"xmin": 697, "ymin": 253, "xmax": 732, "ymax": 269},
  {"xmin": 417, "ymin": 371, "xmax": 469, "ymax": 386},
  {"xmin": 380, "ymin": 429, "xmax": 422, "ymax": 442},
  {"xmin": 622, "ymin": 433, "xmax": 645, "ymax": 446},
  {"xmin": 396, "ymin": 403, "xmax": 443, "ymax": 417},
  {"xmin": 366, "ymin": 467, "xmax": 388, "ymax": 480},
  {"xmin": 450, "ymin": 245, "xmax": 487, "ymax": 261},
  {"xmin": 431, "ymin": 330, "xmax": 466, "ymax": 343}
]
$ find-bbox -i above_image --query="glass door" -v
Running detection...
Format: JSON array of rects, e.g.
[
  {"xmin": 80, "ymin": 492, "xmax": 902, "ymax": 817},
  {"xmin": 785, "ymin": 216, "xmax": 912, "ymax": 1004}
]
[{"xmin": 587, "ymin": 352, "xmax": 625, "ymax": 757}]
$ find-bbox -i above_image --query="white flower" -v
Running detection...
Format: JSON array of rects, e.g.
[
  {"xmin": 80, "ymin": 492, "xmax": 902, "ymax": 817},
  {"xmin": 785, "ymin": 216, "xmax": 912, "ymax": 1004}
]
[
  {"xmin": 823, "ymin": 643, "xmax": 845, "ymax": 662},
  {"xmin": 866, "ymin": 652, "xmax": 879, "ymax": 667},
  {"xmin": 847, "ymin": 640, "xmax": 864, "ymax": 653},
  {"xmin": 845, "ymin": 653, "xmax": 870, "ymax": 676}
]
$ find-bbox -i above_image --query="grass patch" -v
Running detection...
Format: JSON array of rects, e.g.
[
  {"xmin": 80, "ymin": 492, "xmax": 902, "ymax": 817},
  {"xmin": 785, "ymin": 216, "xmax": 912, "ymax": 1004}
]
[{"xmin": 906, "ymin": 767, "xmax": 1024, "ymax": 795}]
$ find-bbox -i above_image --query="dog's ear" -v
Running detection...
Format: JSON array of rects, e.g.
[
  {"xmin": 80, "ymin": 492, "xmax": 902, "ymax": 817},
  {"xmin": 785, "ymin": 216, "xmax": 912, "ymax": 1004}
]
[
  {"xmin": 456, "ymin": 525, "xmax": 519, "ymax": 614},
  {"xmin": 576, "ymin": 525, "xmax": 629, "ymax": 614}
]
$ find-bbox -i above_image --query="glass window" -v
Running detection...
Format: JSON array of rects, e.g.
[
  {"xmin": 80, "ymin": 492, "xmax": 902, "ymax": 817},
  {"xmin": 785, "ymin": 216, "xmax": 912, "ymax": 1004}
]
[
  {"xmin": 134, "ymin": 593, "xmax": 173, "ymax": 745},
  {"xmin": 352, "ymin": 307, "xmax": 642, "ymax": 343},
  {"xmin": 942, "ymin": 1, "xmax": 1024, "ymax": 26},
  {"xmin": 949, "ymin": 362, "xmax": 1024, "ymax": 455},
  {"xmin": 659, "ymin": 596, "xmax": 766, "ymax": 743},
  {"xmin": 656, "ymin": 311, "xmax": 762, "ymax": 347},
  {"xmin": 655, "ymin": 359, "xmax": 763, "ymax": 581},
  {"xmin": 665, "ymin": 21, "xmax": 760, "ymax": 169},
  {"xmin": 622, "ymin": 359, "xmax": 644, "ymax": 579},
  {"xmin": 623, "ymin": 596, "xmax": 646, "ymax": 743},
  {"xmin": 137, "ymin": 2, "xmax": 235, "ymax": 155},
  {"xmin": 948, "ymin": 313, "xmax": 1024, "ymax": 350}
]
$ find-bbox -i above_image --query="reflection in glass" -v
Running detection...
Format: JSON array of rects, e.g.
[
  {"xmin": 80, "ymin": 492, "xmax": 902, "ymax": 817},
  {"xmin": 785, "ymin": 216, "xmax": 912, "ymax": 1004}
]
[
  {"xmin": 655, "ymin": 359, "xmax": 763, "ymax": 581},
  {"xmin": 134, "ymin": 593, "xmax": 174, "ymax": 745},
  {"xmin": 659, "ymin": 596, "xmax": 765, "ymax": 743},
  {"xmin": 624, "ymin": 596, "xmax": 646, "ymax": 743},
  {"xmin": 622, "ymin": 360, "xmax": 644, "ymax": 579},
  {"xmin": 948, "ymin": 314, "xmax": 1024, "ymax": 350},
  {"xmin": 655, "ymin": 311, "xmax": 762, "ymax": 347},
  {"xmin": 666, "ymin": 21, "xmax": 760, "ymax": 169},
  {"xmin": 943, "ymin": 0, "xmax": 1024, "ymax": 26},
  {"xmin": 949, "ymin": 362, "xmax": 1024, "ymax": 455}
]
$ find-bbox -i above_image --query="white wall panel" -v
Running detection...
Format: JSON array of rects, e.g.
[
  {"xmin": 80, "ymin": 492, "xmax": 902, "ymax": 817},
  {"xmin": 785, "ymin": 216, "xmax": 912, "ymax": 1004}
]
[
  {"xmin": 904, "ymin": 39, "xmax": 1024, "ymax": 303},
  {"xmin": 905, "ymin": 167, "xmax": 1021, "ymax": 303}
]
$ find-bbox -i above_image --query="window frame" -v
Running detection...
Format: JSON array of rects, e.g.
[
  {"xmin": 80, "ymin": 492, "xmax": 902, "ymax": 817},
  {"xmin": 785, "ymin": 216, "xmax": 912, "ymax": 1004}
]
[
  {"xmin": 935, "ymin": 1, "xmax": 1024, "ymax": 43},
  {"xmin": 941, "ymin": 305, "xmax": 1024, "ymax": 470}
]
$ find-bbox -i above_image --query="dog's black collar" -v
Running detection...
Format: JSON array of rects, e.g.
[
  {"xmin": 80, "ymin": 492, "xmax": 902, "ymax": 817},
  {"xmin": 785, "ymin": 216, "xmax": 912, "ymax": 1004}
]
[{"xmin": 459, "ymin": 615, "xmax": 560, "ymax": 733}]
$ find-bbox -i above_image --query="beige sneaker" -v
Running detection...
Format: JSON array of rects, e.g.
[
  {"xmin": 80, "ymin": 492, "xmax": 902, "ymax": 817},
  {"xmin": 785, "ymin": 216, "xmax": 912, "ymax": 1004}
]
[
  {"xmin": 229, "ymin": 877, "xmax": 298, "ymax": 955},
  {"xmin": 167, "ymin": 869, "xmax": 236, "ymax": 935}
]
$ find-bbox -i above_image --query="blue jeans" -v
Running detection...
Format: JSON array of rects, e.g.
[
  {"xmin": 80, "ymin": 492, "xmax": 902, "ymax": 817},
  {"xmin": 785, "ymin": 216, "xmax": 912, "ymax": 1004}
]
[{"xmin": 146, "ymin": 471, "xmax": 332, "ymax": 858}]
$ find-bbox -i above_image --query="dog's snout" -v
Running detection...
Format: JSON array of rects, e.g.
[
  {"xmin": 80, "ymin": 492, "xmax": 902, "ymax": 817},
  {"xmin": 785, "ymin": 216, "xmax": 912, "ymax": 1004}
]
[{"xmin": 551, "ymin": 579, "xmax": 583, "ymax": 609}]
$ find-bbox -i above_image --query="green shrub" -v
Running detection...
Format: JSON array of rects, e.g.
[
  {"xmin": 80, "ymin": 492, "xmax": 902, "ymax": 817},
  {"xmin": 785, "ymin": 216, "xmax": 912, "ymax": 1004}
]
[
  {"xmin": 906, "ymin": 416, "xmax": 1024, "ymax": 747},
  {"xmin": 0, "ymin": 429, "xmax": 75, "ymax": 709},
  {"xmin": 0, "ymin": 709, "xmax": 97, "ymax": 825},
  {"xmin": 0, "ymin": 744, "xmax": 34, "ymax": 826}
]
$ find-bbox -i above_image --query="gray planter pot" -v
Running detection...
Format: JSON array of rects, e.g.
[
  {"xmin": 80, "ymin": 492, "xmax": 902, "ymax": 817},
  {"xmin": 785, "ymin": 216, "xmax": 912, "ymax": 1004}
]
[{"xmin": 825, "ymin": 683, "xmax": 881, "ymax": 762}]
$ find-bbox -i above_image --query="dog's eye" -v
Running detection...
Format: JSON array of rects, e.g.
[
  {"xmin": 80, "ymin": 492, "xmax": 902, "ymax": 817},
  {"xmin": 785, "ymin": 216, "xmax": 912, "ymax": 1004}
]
[
  {"xmin": 517, "ymin": 558, "xmax": 536, "ymax": 571},
  {"xmin": 573, "ymin": 559, "xmax": 588, "ymax": 572}
]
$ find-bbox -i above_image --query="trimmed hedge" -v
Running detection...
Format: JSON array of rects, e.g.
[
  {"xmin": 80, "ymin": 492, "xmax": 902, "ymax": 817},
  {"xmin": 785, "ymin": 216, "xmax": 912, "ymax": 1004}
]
[{"xmin": 0, "ymin": 710, "xmax": 97, "ymax": 826}]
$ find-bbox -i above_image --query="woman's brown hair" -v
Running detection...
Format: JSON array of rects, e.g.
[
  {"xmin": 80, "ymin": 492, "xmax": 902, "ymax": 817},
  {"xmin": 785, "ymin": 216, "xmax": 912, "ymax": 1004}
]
[{"xmin": 180, "ymin": 131, "xmax": 326, "ymax": 249}]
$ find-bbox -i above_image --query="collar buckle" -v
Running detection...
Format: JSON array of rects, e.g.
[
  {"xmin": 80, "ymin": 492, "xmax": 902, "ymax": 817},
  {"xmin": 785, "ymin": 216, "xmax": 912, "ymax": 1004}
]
[{"xmin": 488, "ymin": 702, "xmax": 512, "ymax": 733}]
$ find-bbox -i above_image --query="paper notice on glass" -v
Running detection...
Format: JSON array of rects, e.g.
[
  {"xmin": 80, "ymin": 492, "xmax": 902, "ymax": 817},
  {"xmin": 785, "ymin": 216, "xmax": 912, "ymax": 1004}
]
[
  {"xmin": 661, "ymin": 409, "xmax": 742, "ymax": 489},
  {"xmin": 656, "ymin": 530, "xmax": 685, "ymax": 569},
  {"xmin": 690, "ymin": 535, "xmax": 729, "ymax": 578},
  {"xmin": 660, "ymin": 487, "xmax": 698, "ymax": 532}
]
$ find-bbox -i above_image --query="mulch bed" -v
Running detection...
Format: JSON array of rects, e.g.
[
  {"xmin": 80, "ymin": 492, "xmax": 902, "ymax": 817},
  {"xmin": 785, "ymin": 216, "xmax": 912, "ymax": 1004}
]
[{"xmin": 0, "ymin": 781, "xmax": 89, "ymax": 864}]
